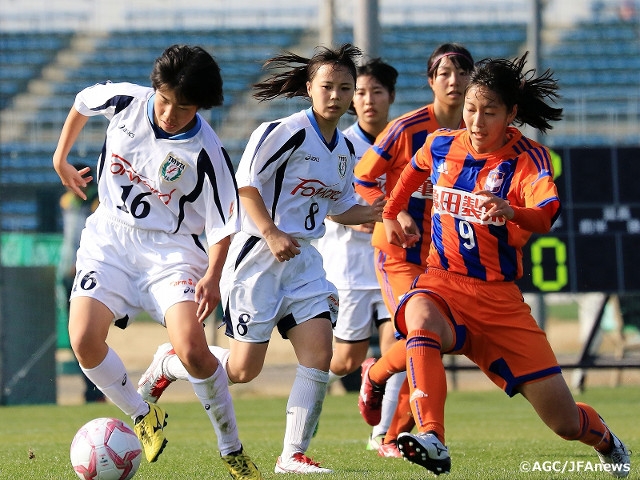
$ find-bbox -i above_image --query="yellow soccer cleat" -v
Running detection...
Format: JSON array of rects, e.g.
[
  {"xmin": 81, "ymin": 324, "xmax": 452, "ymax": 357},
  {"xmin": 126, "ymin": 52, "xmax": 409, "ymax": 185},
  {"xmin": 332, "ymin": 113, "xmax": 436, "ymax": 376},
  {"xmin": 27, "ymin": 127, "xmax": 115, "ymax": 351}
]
[
  {"xmin": 134, "ymin": 402, "xmax": 168, "ymax": 462},
  {"xmin": 221, "ymin": 447, "xmax": 264, "ymax": 479}
]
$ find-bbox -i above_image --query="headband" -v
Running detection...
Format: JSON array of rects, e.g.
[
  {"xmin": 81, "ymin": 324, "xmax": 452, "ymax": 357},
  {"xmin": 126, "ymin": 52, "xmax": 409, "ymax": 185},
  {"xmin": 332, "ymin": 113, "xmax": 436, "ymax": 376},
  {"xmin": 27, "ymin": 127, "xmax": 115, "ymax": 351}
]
[{"xmin": 428, "ymin": 51, "xmax": 474, "ymax": 74}]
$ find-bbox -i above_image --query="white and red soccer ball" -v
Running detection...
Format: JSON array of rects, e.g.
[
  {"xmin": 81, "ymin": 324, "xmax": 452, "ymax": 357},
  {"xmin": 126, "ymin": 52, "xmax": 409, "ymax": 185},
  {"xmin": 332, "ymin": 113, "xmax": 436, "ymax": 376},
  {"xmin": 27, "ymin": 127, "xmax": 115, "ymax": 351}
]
[{"xmin": 70, "ymin": 417, "xmax": 142, "ymax": 480}]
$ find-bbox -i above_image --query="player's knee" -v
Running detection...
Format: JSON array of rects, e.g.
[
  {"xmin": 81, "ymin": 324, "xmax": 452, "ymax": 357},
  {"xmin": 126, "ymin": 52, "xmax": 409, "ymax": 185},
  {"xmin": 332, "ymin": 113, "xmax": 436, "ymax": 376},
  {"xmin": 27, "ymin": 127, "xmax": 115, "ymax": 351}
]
[
  {"xmin": 227, "ymin": 366, "xmax": 260, "ymax": 384},
  {"xmin": 69, "ymin": 330, "xmax": 99, "ymax": 363},
  {"xmin": 330, "ymin": 358, "xmax": 358, "ymax": 376},
  {"xmin": 405, "ymin": 296, "xmax": 446, "ymax": 332}
]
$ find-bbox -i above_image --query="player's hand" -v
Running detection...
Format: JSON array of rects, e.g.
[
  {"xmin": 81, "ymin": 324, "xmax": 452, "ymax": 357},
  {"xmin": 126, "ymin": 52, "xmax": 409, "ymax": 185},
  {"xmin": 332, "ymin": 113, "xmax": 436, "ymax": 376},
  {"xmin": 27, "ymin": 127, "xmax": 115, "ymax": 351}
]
[
  {"xmin": 384, "ymin": 217, "xmax": 419, "ymax": 248},
  {"xmin": 476, "ymin": 190, "xmax": 514, "ymax": 221},
  {"xmin": 195, "ymin": 273, "xmax": 221, "ymax": 323},
  {"xmin": 55, "ymin": 162, "xmax": 94, "ymax": 200},
  {"xmin": 265, "ymin": 228, "xmax": 301, "ymax": 262},
  {"xmin": 370, "ymin": 194, "xmax": 386, "ymax": 222},
  {"xmin": 397, "ymin": 210, "xmax": 420, "ymax": 238}
]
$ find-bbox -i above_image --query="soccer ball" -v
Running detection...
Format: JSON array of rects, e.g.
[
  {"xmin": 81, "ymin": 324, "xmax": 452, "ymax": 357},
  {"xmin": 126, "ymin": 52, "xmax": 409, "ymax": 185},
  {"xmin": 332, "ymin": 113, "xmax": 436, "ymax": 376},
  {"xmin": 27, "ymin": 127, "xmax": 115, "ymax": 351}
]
[{"xmin": 70, "ymin": 417, "xmax": 142, "ymax": 480}]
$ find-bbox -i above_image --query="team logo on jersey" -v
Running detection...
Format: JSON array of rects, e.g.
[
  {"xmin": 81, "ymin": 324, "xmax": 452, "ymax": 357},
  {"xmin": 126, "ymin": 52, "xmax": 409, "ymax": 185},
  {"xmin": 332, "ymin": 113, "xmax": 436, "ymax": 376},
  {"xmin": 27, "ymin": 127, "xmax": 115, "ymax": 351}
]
[
  {"xmin": 160, "ymin": 153, "xmax": 186, "ymax": 182},
  {"xmin": 338, "ymin": 155, "xmax": 348, "ymax": 178},
  {"xmin": 485, "ymin": 169, "xmax": 505, "ymax": 193}
]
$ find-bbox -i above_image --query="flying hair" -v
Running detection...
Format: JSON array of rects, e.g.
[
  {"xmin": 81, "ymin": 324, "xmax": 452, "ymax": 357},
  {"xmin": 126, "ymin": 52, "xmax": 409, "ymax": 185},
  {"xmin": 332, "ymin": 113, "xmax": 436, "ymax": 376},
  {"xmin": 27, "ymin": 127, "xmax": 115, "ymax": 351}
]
[
  {"xmin": 469, "ymin": 52, "xmax": 563, "ymax": 133},
  {"xmin": 253, "ymin": 43, "xmax": 362, "ymax": 102}
]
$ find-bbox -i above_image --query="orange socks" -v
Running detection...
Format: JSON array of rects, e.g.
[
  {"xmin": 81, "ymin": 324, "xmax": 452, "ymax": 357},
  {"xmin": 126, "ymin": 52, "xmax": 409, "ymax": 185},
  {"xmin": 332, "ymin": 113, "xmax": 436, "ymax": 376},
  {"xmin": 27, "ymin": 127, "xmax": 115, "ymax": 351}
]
[
  {"xmin": 368, "ymin": 338, "xmax": 407, "ymax": 385},
  {"xmin": 560, "ymin": 402, "xmax": 611, "ymax": 452},
  {"xmin": 406, "ymin": 329, "xmax": 446, "ymax": 443}
]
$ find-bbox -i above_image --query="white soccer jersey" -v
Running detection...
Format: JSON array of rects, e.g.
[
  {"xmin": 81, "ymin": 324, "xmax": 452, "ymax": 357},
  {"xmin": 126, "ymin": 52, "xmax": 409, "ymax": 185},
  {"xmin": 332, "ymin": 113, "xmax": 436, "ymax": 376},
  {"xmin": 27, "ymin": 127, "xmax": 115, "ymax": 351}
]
[
  {"xmin": 74, "ymin": 81, "xmax": 239, "ymax": 248},
  {"xmin": 316, "ymin": 122, "xmax": 381, "ymax": 289},
  {"xmin": 235, "ymin": 108, "xmax": 358, "ymax": 240}
]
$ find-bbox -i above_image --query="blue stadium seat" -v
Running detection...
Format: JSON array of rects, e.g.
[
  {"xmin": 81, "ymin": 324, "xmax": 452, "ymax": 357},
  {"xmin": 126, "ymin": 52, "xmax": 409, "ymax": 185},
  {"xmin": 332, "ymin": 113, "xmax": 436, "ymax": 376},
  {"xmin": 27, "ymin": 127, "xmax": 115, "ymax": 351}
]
[{"xmin": 0, "ymin": 31, "xmax": 74, "ymax": 108}]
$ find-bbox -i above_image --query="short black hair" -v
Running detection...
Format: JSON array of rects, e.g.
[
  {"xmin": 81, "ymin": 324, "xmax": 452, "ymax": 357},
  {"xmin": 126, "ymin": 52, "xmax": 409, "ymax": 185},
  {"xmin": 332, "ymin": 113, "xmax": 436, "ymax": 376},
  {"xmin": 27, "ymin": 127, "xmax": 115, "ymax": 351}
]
[
  {"xmin": 150, "ymin": 44, "xmax": 223, "ymax": 109},
  {"xmin": 358, "ymin": 58, "xmax": 398, "ymax": 95}
]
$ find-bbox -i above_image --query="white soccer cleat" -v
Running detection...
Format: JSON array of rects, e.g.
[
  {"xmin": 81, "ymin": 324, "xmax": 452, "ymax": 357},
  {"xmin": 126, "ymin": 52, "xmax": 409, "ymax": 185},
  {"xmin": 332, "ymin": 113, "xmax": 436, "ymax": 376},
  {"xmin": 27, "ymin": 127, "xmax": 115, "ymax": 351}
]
[
  {"xmin": 595, "ymin": 422, "xmax": 631, "ymax": 478},
  {"xmin": 397, "ymin": 431, "xmax": 451, "ymax": 475},
  {"xmin": 274, "ymin": 453, "xmax": 333, "ymax": 474},
  {"xmin": 137, "ymin": 343, "xmax": 177, "ymax": 403}
]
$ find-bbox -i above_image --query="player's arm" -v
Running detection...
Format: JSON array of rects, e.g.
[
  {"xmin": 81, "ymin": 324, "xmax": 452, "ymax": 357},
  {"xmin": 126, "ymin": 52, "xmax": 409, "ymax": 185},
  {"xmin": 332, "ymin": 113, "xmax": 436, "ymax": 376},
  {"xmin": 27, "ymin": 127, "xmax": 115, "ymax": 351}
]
[
  {"xmin": 354, "ymin": 147, "xmax": 390, "ymax": 204},
  {"xmin": 478, "ymin": 150, "xmax": 561, "ymax": 233},
  {"xmin": 239, "ymin": 186, "xmax": 301, "ymax": 262},
  {"xmin": 328, "ymin": 194, "xmax": 385, "ymax": 225},
  {"xmin": 476, "ymin": 190, "xmax": 559, "ymax": 233},
  {"xmin": 195, "ymin": 236, "xmax": 230, "ymax": 322},
  {"xmin": 53, "ymin": 108, "xmax": 92, "ymax": 200},
  {"xmin": 383, "ymin": 154, "xmax": 430, "ymax": 248}
]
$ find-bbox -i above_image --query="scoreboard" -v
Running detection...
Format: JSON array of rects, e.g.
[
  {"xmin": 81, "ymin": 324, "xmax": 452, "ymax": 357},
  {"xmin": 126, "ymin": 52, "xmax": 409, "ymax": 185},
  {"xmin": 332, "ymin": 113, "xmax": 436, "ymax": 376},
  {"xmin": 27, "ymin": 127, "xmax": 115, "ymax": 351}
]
[{"xmin": 518, "ymin": 146, "xmax": 640, "ymax": 294}]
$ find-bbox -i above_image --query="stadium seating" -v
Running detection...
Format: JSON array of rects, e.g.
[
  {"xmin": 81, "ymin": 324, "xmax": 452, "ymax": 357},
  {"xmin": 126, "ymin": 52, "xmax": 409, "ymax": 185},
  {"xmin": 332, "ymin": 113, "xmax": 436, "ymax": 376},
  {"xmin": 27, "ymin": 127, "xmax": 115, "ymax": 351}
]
[
  {"xmin": 1, "ymin": 16, "xmax": 639, "ymax": 232},
  {"xmin": 0, "ymin": 32, "xmax": 74, "ymax": 109},
  {"xmin": 541, "ymin": 17, "xmax": 640, "ymax": 147}
]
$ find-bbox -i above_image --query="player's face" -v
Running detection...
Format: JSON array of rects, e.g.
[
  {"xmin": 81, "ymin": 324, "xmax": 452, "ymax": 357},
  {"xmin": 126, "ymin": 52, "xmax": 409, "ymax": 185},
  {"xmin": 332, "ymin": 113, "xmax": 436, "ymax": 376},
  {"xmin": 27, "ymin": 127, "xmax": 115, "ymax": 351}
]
[
  {"xmin": 307, "ymin": 64, "xmax": 355, "ymax": 131},
  {"xmin": 429, "ymin": 56, "xmax": 470, "ymax": 110},
  {"xmin": 463, "ymin": 85, "xmax": 517, "ymax": 154},
  {"xmin": 353, "ymin": 74, "xmax": 394, "ymax": 135},
  {"xmin": 153, "ymin": 86, "xmax": 198, "ymax": 135}
]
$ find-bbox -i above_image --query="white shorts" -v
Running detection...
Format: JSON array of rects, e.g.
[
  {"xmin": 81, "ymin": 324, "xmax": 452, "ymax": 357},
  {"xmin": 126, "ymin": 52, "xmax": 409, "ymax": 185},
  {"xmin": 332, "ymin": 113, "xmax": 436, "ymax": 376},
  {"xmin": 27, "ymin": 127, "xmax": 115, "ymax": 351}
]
[
  {"xmin": 333, "ymin": 288, "xmax": 390, "ymax": 342},
  {"xmin": 71, "ymin": 211, "xmax": 208, "ymax": 328},
  {"xmin": 221, "ymin": 232, "xmax": 338, "ymax": 343}
]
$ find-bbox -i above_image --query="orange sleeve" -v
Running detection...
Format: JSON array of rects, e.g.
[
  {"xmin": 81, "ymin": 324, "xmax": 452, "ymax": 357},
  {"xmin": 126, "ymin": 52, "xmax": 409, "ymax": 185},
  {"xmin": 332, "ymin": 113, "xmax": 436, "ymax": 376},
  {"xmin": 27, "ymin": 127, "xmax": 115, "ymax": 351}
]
[
  {"xmin": 510, "ymin": 202, "xmax": 559, "ymax": 233},
  {"xmin": 383, "ymin": 152, "xmax": 431, "ymax": 219},
  {"xmin": 354, "ymin": 146, "xmax": 390, "ymax": 205}
]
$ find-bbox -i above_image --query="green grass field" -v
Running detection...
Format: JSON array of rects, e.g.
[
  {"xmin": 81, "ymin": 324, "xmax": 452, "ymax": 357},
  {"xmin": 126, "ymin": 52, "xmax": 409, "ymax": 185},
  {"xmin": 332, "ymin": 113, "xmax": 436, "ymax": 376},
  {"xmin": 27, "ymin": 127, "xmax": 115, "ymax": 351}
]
[{"xmin": 0, "ymin": 387, "xmax": 636, "ymax": 479}]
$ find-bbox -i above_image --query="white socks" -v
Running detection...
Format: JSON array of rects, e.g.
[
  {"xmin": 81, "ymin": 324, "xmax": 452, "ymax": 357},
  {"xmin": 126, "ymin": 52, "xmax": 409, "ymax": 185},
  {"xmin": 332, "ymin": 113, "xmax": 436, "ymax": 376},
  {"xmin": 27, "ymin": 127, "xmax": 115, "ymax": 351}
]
[
  {"xmin": 281, "ymin": 365, "xmax": 329, "ymax": 459},
  {"xmin": 159, "ymin": 345, "xmax": 241, "ymax": 455},
  {"xmin": 372, "ymin": 371, "xmax": 406, "ymax": 438},
  {"xmin": 162, "ymin": 345, "xmax": 231, "ymax": 384},
  {"xmin": 327, "ymin": 370, "xmax": 344, "ymax": 386},
  {"xmin": 209, "ymin": 346, "xmax": 232, "ymax": 382},
  {"xmin": 189, "ymin": 365, "xmax": 241, "ymax": 456},
  {"xmin": 81, "ymin": 347, "xmax": 148, "ymax": 420}
]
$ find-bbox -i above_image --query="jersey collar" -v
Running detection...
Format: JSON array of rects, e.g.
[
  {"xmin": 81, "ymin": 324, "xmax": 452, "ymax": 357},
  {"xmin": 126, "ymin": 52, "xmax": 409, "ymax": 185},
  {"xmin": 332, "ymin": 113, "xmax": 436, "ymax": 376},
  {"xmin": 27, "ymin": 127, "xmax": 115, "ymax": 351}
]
[
  {"xmin": 305, "ymin": 107, "xmax": 339, "ymax": 150},
  {"xmin": 353, "ymin": 121, "xmax": 376, "ymax": 145}
]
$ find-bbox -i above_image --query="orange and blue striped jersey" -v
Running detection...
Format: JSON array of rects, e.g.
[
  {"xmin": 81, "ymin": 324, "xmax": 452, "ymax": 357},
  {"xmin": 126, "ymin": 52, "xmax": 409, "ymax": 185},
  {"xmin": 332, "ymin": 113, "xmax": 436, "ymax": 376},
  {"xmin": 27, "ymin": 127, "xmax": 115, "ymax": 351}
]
[
  {"xmin": 354, "ymin": 104, "xmax": 454, "ymax": 267},
  {"xmin": 383, "ymin": 127, "xmax": 561, "ymax": 282}
]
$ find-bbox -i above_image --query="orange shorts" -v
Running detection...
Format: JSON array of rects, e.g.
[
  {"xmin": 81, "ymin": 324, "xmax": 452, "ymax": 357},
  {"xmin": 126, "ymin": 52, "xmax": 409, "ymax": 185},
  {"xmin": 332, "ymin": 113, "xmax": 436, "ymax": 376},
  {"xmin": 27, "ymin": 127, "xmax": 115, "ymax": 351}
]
[
  {"xmin": 395, "ymin": 268, "xmax": 561, "ymax": 396},
  {"xmin": 374, "ymin": 248, "xmax": 425, "ymax": 316}
]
